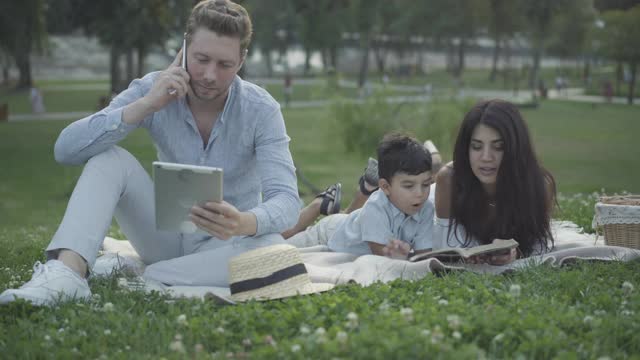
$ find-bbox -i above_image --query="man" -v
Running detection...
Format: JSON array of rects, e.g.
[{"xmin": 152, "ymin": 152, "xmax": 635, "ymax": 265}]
[{"xmin": 0, "ymin": 0, "xmax": 300, "ymax": 306}]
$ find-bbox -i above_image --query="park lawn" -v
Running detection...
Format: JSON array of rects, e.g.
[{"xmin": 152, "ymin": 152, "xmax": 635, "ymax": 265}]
[
  {"xmin": 0, "ymin": 99, "xmax": 639, "ymax": 358},
  {"xmin": 0, "ymin": 87, "xmax": 111, "ymax": 114}
]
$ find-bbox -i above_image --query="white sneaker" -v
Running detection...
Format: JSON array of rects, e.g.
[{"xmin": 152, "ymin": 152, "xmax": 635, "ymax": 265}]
[{"xmin": 0, "ymin": 260, "xmax": 91, "ymax": 306}]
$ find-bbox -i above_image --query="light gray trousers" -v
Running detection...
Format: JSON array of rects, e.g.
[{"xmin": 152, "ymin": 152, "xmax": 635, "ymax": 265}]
[{"xmin": 46, "ymin": 146, "xmax": 284, "ymax": 286}]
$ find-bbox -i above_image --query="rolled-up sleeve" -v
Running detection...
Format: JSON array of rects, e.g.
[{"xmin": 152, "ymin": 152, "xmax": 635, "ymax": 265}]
[
  {"xmin": 54, "ymin": 78, "xmax": 150, "ymax": 165},
  {"xmin": 247, "ymin": 107, "xmax": 300, "ymax": 235}
]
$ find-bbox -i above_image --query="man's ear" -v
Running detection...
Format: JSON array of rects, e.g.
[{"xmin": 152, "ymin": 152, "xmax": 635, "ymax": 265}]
[
  {"xmin": 238, "ymin": 48, "xmax": 248, "ymax": 69},
  {"xmin": 379, "ymin": 178, "xmax": 391, "ymax": 196}
]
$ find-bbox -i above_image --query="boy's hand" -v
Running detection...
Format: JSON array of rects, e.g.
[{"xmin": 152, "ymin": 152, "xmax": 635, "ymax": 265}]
[
  {"xmin": 190, "ymin": 200, "xmax": 257, "ymax": 240},
  {"xmin": 382, "ymin": 239, "xmax": 412, "ymax": 259}
]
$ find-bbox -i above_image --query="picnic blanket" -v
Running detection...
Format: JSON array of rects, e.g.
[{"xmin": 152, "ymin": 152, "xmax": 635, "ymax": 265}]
[{"xmin": 95, "ymin": 221, "xmax": 640, "ymax": 303}]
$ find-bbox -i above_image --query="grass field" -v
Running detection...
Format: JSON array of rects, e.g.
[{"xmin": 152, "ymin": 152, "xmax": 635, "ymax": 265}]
[{"xmin": 1, "ymin": 91, "xmax": 639, "ymax": 358}]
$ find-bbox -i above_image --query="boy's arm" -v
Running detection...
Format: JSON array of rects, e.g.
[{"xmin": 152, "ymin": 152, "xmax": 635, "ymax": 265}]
[{"xmin": 368, "ymin": 239, "xmax": 429, "ymax": 259}]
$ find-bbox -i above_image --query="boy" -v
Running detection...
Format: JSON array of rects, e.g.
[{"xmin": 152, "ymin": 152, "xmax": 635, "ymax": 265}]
[{"xmin": 288, "ymin": 133, "xmax": 434, "ymax": 259}]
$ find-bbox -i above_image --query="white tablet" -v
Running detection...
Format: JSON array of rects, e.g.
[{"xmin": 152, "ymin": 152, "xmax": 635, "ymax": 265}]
[{"xmin": 153, "ymin": 161, "xmax": 223, "ymax": 233}]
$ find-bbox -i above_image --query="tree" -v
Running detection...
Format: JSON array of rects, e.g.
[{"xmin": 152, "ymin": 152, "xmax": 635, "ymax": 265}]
[
  {"xmin": 487, "ymin": 0, "xmax": 521, "ymax": 82},
  {"xmin": 0, "ymin": 0, "xmax": 47, "ymax": 89},
  {"xmin": 245, "ymin": 0, "xmax": 295, "ymax": 76},
  {"xmin": 598, "ymin": 5, "xmax": 640, "ymax": 104}
]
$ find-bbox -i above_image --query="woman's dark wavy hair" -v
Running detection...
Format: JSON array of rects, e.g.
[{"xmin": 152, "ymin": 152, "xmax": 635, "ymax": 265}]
[{"xmin": 449, "ymin": 99, "xmax": 556, "ymax": 256}]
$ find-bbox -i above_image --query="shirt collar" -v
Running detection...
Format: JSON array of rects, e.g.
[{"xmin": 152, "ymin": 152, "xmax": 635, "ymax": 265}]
[{"xmin": 378, "ymin": 191, "xmax": 423, "ymax": 222}]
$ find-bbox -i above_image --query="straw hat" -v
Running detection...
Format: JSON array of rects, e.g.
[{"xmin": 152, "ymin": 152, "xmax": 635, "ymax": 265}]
[{"xmin": 228, "ymin": 244, "xmax": 335, "ymax": 302}]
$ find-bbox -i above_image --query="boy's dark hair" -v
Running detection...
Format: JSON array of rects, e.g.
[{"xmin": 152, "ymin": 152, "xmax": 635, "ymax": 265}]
[{"xmin": 377, "ymin": 133, "xmax": 432, "ymax": 182}]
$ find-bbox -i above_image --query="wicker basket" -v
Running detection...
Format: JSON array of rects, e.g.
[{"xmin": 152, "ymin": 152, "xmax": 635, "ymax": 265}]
[{"xmin": 595, "ymin": 195, "xmax": 640, "ymax": 249}]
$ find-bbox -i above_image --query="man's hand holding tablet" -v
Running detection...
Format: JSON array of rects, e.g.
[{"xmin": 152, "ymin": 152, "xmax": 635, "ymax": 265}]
[{"xmin": 189, "ymin": 200, "xmax": 257, "ymax": 239}]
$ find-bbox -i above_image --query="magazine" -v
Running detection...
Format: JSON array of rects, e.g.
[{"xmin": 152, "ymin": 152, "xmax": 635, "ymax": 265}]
[{"xmin": 409, "ymin": 238, "xmax": 519, "ymax": 262}]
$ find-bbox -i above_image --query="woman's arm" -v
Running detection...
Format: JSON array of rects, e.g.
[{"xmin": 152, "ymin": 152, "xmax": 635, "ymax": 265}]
[{"xmin": 435, "ymin": 162, "xmax": 454, "ymax": 219}]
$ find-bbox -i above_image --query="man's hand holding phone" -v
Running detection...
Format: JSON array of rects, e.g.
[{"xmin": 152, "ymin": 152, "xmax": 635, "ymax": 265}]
[{"xmin": 145, "ymin": 44, "xmax": 190, "ymax": 112}]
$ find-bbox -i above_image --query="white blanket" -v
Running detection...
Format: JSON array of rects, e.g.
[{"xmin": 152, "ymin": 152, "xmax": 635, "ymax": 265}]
[{"xmin": 95, "ymin": 221, "xmax": 640, "ymax": 304}]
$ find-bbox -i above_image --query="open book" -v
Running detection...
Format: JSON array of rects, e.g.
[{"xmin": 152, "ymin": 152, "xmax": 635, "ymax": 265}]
[{"xmin": 409, "ymin": 238, "xmax": 519, "ymax": 263}]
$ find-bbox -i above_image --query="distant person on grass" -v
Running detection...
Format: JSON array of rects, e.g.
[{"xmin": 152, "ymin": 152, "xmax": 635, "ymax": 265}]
[
  {"xmin": 287, "ymin": 133, "xmax": 436, "ymax": 259},
  {"xmin": 0, "ymin": 0, "xmax": 300, "ymax": 306},
  {"xmin": 434, "ymin": 99, "xmax": 557, "ymax": 265}
]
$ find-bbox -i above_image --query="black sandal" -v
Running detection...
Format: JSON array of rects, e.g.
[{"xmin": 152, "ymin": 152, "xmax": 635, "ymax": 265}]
[
  {"xmin": 359, "ymin": 176, "xmax": 378, "ymax": 196},
  {"xmin": 316, "ymin": 183, "xmax": 342, "ymax": 215}
]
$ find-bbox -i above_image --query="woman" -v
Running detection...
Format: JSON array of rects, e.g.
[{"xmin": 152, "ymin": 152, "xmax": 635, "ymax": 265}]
[{"xmin": 435, "ymin": 99, "xmax": 556, "ymax": 264}]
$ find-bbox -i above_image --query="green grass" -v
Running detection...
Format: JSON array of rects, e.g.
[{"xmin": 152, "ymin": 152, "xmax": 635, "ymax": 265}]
[
  {"xmin": 0, "ymin": 87, "xmax": 110, "ymax": 114},
  {"xmin": 1, "ymin": 92, "xmax": 640, "ymax": 358}
]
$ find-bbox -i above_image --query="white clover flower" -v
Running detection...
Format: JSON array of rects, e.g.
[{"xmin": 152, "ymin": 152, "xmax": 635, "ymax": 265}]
[
  {"xmin": 346, "ymin": 312, "xmax": 359, "ymax": 329},
  {"xmin": 336, "ymin": 331, "xmax": 348, "ymax": 343},
  {"xmin": 622, "ymin": 281, "xmax": 634, "ymax": 294},
  {"xmin": 242, "ymin": 338, "xmax": 252, "ymax": 347},
  {"xmin": 594, "ymin": 309, "xmax": 607, "ymax": 316},
  {"xmin": 447, "ymin": 314, "xmax": 461, "ymax": 329},
  {"xmin": 300, "ymin": 325, "xmax": 310, "ymax": 335},
  {"xmin": 621, "ymin": 310, "xmax": 635, "ymax": 317},
  {"xmin": 174, "ymin": 334, "xmax": 183, "ymax": 341},
  {"xmin": 216, "ymin": 326, "xmax": 225, "ymax": 333},
  {"xmin": 315, "ymin": 327, "xmax": 326, "ymax": 336},
  {"xmin": 44, "ymin": 335, "xmax": 51, "ymax": 341},
  {"xmin": 379, "ymin": 302, "xmax": 391, "ymax": 312},
  {"xmin": 91, "ymin": 294, "xmax": 101, "ymax": 302},
  {"xmin": 492, "ymin": 333, "xmax": 505, "ymax": 342},
  {"xmin": 421, "ymin": 329, "xmax": 431, "ymax": 337},
  {"xmin": 583, "ymin": 315, "xmax": 594, "ymax": 324},
  {"xmin": 438, "ymin": 299, "xmax": 449, "ymax": 306},
  {"xmin": 169, "ymin": 340, "xmax": 185, "ymax": 353},
  {"xmin": 400, "ymin": 307, "xmax": 414, "ymax": 321},
  {"xmin": 264, "ymin": 335, "xmax": 276, "ymax": 347},
  {"xmin": 176, "ymin": 314, "xmax": 188, "ymax": 326},
  {"xmin": 452, "ymin": 331, "xmax": 462, "ymax": 340},
  {"xmin": 58, "ymin": 328, "xmax": 65, "ymax": 333},
  {"xmin": 79, "ymin": 330, "xmax": 87, "ymax": 337},
  {"xmin": 102, "ymin": 302, "xmax": 114, "ymax": 312},
  {"xmin": 291, "ymin": 344, "xmax": 301, "ymax": 353},
  {"xmin": 416, "ymin": 291, "xmax": 424, "ymax": 296},
  {"xmin": 430, "ymin": 326, "xmax": 444, "ymax": 344},
  {"xmin": 509, "ymin": 284, "xmax": 521, "ymax": 298},
  {"xmin": 104, "ymin": 329, "xmax": 111, "ymax": 335}
]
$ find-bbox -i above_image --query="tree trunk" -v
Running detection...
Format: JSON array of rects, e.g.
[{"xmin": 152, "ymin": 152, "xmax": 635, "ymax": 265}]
[
  {"xmin": 329, "ymin": 45, "xmax": 338, "ymax": 71},
  {"xmin": 110, "ymin": 46, "xmax": 122, "ymax": 93},
  {"xmin": 263, "ymin": 48, "xmax": 273, "ymax": 78},
  {"xmin": 456, "ymin": 38, "xmax": 466, "ymax": 77},
  {"xmin": 615, "ymin": 61, "xmax": 623, "ymax": 96},
  {"xmin": 373, "ymin": 43, "xmax": 386, "ymax": 74},
  {"xmin": 357, "ymin": 33, "xmax": 371, "ymax": 89},
  {"xmin": 136, "ymin": 47, "xmax": 146, "ymax": 78},
  {"xmin": 304, "ymin": 47, "xmax": 312, "ymax": 76},
  {"xmin": 446, "ymin": 40, "xmax": 455, "ymax": 74},
  {"xmin": 126, "ymin": 49, "xmax": 134, "ymax": 86},
  {"xmin": 627, "ymin": 61, "xmax": 636, "ymax": 105},
  {"xmin": 15, "ymin": 50, "xmax": 32, "ymax": 89},
  {"xmin": 2, "ymin": 66, "xmax": 8, "ymax": 85},
  {"xmin": 529, "ymin": 45, "xmax": 542, "ymax": 89},
  {"xmin": 489, "ymin": 38, "xmax": 501, "ymax": 82}
]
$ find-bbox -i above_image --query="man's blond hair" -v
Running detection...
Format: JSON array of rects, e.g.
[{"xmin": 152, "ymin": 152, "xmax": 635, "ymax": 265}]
[{"xmin": 186, "ymin": 0, "xmax": 252, "ymax": 56}]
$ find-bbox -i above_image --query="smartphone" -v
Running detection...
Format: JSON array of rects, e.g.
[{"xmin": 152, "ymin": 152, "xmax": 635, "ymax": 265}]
[
  {"xmin": 180, "ymin": 36, "xmax": 187, "ymax": 70},
  {"xmin": 168, "ymin": 36, "xmax": 187, "ymax": 95}
]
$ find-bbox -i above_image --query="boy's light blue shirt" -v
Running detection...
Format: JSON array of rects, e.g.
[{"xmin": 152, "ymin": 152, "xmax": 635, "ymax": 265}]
[
  {"xmin": 54, "ymin": 72, "xmax": 300, "ymax": 236},
  {"xmin": 327, "ymin": 190, "xmax": 435, "ymax": 256}
]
